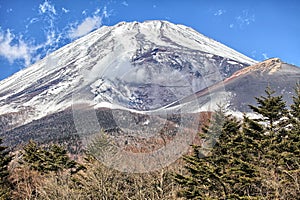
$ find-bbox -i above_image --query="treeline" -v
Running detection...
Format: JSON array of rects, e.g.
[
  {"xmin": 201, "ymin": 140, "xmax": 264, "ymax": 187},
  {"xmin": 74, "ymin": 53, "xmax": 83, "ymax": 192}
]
[{"xmin": 0, "ymin": 84, "xmax": 299, "ymax": 199}]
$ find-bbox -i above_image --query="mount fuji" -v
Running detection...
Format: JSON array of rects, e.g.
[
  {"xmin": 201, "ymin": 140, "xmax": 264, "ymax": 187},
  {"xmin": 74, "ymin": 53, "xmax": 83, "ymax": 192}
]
[{"xmin": 0, "ymin": 20, "xmax": 298, "ymax": 152}]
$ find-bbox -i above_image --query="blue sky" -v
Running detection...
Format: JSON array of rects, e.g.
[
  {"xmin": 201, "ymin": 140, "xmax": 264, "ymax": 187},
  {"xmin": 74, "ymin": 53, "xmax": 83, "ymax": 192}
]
[{"xmin": 0, "ymin": 0, "xmax": 299, "ymax": 80}]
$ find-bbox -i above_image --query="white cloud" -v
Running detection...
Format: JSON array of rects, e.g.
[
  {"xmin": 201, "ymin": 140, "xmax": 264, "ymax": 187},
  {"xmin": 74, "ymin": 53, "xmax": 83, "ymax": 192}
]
[
  {"xmin": 0, "ymin": 0, "xmax": 63, "ymax": 67},
  {"xmin": 153, "ymin": 5, "xmax": 157, "ymax": 8},
  {"xmin": 251, "ymin": 50, "xmax": 257, "ymax": 58},
  {"xmin": 122, "ymin": 1, "xmax": 129, "ymax": 6},
  {"xmin": 0, "ymin": 30, "xmax": 31, "ymax": 66},
  {"xmin": 94, "ymin": 8, "xmax": 101, "ymax": 15},
  {"xmin": 236, "ymin": 10, "xmax": 255, "ymax": 28},
  {"xmin": 69, "ymin": 16, "xmax": 102, "ymax": 39},
  {"xmin": 0, "ymin": 3, "xmax": 111, "ymax": 69},
  {"xmin": 69, "ymin": 7, "xmax": 110, "ymax": 39},
  {"xmin": 262, "ymin": 53, "xmax": 268, "ymax": 60},
  {"xmin": 102, "ymin": 6, "xmax": 109, "ymax": 18},
  {"xmin": 0, "ymin": 27, "xmax": 62, "ymax": 67},
  {"xmin": 25, "ymin": 18, "xmax": 40, "ymax": 29},
  {"xmin": 62, "ymin": 7, "xmax": 70, "ymax": 13},
  {"xmin": 214, "ymin": 9, "xmax": 226, "ymax": 16},
  {"xmin": 29, "ymin": 18, "xmax": 39, "ymax": 24},
  {"xmin": 229, "ymin": 24, "xmax": 234, "ymax": 28},
  {"xmin": 39, "ymin": 0, "xmax": 56, "ymax": 15},
  {"xmin": 250, "ymin": 51, "xmax": 269, "ymax": 61}
]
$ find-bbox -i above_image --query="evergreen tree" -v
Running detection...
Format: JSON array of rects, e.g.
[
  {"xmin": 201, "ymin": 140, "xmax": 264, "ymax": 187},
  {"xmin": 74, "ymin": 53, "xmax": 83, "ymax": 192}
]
[
  {"xmin": 0, "ymin": 138, "xmax": 13, "ymax": 199},
  {"xmin": 222, "ymin": 116, "xmax": 262, "ymax": 198},
  {"xmin": 247, "ymin": 86, "xmax": 289, "ymax": 164},
  {"xmin": 279, "ymin": 83, "xmax": 300, "ymax": 197},
  {"xmin": 249, "ymin": 86, "xmax": 289, "ymax": 134},
  {"xmin": 290, "ymin": 83, "xmax": 300, "ymax": 123},
  {"xmin": 245, "ymin": 85, "xmax": 300, "ymax": 198},
  {"xmin": 277, "ymin": 83, "xmax": 300, "ymax": 169},
  {"xmin": 21, "ymin": 140, "xmax": 45, "ymax": 172},
  {"xmin": 175, "ymin": 86, "xmax": 297, "ymax": 199},
  {"xmin": 174, "ymin": 106, "xmax": 226, "ymax": 199},
  {"xmin": 21, "ymin": 140, "xmax": 82, "ymax": 174},
  {"xmin": 175, "ymin": 106, "xmax": 261, "ymax": 199},
  {"xmin": 289, "ymin": 83, "xmax": 300, "ymax": 145},
  {"xmin": 200, "ymin": 105, "xmax": 226, "ymax": 157},
  {"xmin": 45, "ymin": 144, "xmax": 81, "ymax": 173}
]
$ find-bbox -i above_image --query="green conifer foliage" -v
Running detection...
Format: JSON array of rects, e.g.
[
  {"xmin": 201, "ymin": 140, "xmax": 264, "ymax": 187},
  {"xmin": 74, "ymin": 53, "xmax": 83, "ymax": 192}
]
[
  {"xmin": 175, "ymin": 106, "xmax": 262, "ymax": 199},
  {"xmin": 279, "ymin": 83, "xmax": 300, "ymax": 170},
  {"xmin": 246, "ymin": 85, "xmax": 299, "ymax": 198},
  {"xmin": 21, "ymin": 140, "xmax": 82, "ymax": 174},
  {"xmin": 174, "ymin": 106, "xmax": 226, "ymax": 199},
  {"xmin": 175, "ymin": 85, "xmax": 300, "ymax": 199},
  {"xmin": 200, "ymin": 105, "xmax": 226, "ymax": 156},
  {"xmin": 290, "ymin": 83, "xmax": 300, "ymax": 122},
  {"xmin": 280, "ymin": 83, "xmax": 300, "ymax": 197},
  {"xmin": 0, "ymin": 138, "xmax": 13, "ymax": 199},
  {"xmin": 249, "ymin": 86, "xmax": 288, "ymax": 134},
  {"xmin": 289, "ymin": 83, "xmax": 300, "ymax": 147}
]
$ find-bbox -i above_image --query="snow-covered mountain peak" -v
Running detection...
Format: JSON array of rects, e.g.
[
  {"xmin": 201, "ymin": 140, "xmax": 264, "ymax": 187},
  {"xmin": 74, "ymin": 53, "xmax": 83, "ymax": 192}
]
[
  {"xmin": 100, "ymin": 20, "xmax": 257, "ymax": 65},
  {"xmin": 0, "ymin": 20, "xmax": 257, "ymax": 127}
]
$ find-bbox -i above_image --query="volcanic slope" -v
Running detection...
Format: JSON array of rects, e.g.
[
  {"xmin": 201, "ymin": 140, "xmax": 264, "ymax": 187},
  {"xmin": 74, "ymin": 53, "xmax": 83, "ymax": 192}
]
[{"xmin": 0, "ymin": 20, "xmax": 259, "ymax": 147}]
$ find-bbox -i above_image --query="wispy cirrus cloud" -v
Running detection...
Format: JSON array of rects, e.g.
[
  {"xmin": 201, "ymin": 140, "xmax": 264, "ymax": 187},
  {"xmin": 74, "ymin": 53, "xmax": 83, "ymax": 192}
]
[
  {"xmin": 229, "ymin": 10, "xmax": 255, "ymax": 29},
  {"xmin": 251, "ymin": 50, "xmax": 270, "ymax": 61},
  {"xmin": 122, "ymin": 1, "xmax": 129, "ymax": 7},
  {"xmin": 37, "ymin": 0, "xmax": 62, "ymax": 55},
  {"xmin": 39, "ymin": 0, "xmax": 56, "ymax": 15},
  {"xmin": 236, "ymin": 10, "xmax": 255, "ymax": 27},
  {"xmin": 214, "ymin": 9, "xmax": 226, "ymax": 16},
  {"xmin": 62, "ymin": 7, "xmax": 70, "ymax": 13},
  {"xmin": 262, "ymin": 53, "xmax": 269, "ymax": 60}
]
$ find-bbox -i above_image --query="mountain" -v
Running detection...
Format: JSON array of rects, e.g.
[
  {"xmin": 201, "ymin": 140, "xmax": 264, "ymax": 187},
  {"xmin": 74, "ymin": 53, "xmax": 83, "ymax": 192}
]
[
  {"xmin": 0, "ymin": 20, "xmax": 255, "ymax": 133},
  {"xmin": 221, "ymin": 58, "xmax": 300, "ymax": 112},
  {"xmin": 165, "ymin": 58, "xmax": 300, "ymax": 114},
  {"xmin": 0, "ymin": 21, "xmax": 299, "ymax": 171}
]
